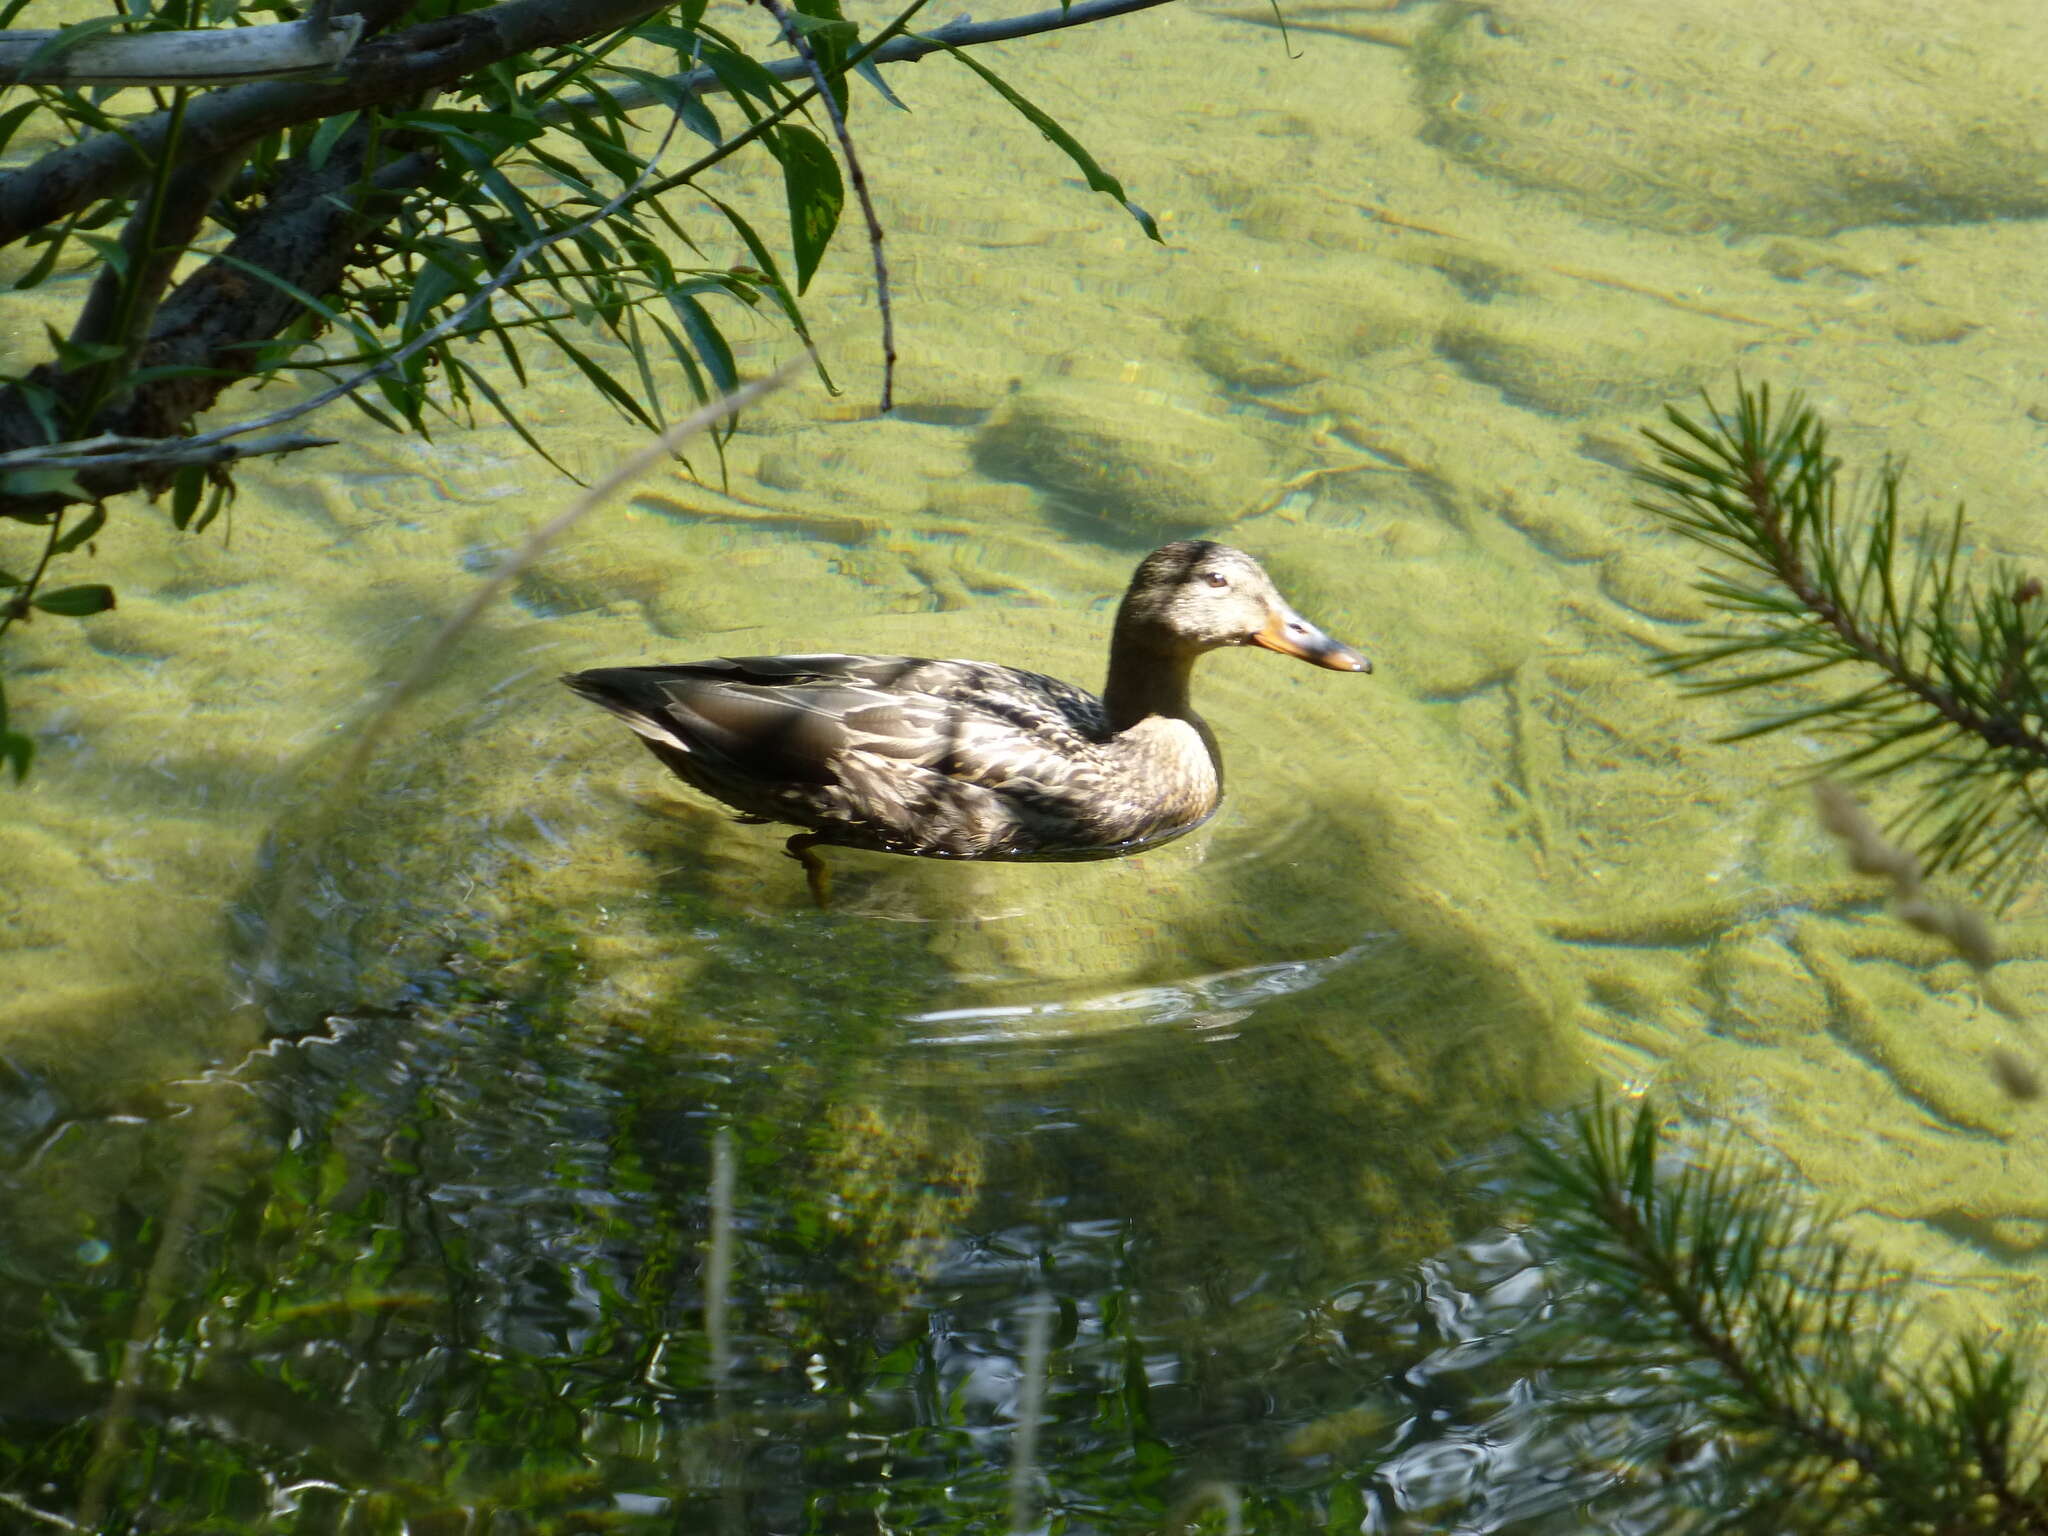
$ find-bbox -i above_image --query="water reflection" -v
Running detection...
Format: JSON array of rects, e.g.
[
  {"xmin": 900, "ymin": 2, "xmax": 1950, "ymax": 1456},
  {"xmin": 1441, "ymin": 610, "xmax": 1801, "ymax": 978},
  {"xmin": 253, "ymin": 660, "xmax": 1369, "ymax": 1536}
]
[
  {"xmin": 0, "ymin": 953, "xmax": 1730, "ymax": 1535},
  {"xmin": 902, "ymin": 939, "xmax": 1389, "ymax": 1046},
  {"xmin": 0, "ymin": 755, "xmax": 1558, "ymax": 1529},
  {"xmin": 0, "ymin": 973, "xmax": 1630, "ymax": 1532}
]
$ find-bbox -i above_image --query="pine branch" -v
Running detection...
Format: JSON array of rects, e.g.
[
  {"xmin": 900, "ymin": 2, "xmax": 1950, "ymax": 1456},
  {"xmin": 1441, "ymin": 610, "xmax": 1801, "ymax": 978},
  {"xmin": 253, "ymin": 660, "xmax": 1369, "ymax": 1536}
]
[
  {"xmin": 1519, "ymin": 1094, "xmax": 2048, "ymax": 1533},
  {"xmin": 1635, "ymin": 382, "xmax": 2048, "ymax": 901}
]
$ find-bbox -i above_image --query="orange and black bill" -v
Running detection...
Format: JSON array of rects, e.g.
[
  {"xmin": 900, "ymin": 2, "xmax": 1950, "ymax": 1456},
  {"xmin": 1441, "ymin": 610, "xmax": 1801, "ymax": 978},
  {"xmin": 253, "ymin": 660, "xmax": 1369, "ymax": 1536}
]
[{"xmin": 1250, "ymin": 604, "xmax": 1372, "ymax": 673}]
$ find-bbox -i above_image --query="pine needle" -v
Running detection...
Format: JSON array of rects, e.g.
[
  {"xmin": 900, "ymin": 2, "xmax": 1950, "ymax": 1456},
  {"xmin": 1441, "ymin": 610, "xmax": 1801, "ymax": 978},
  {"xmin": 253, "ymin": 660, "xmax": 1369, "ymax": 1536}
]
[
  {"xmin": 1635, "ymin": 383, "xmax": 2048, "ymax": 904},
  {"xmin": 1517, "ymin": 1094, "xmax": 2048, "ymax": 1533}
]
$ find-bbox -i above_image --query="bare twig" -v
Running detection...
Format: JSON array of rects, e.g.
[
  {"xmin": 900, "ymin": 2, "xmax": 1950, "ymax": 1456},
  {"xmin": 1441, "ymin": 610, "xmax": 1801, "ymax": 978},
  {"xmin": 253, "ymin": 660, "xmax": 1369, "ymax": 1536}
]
[
  {"xmin": 1812, "ymin": 780, "xmax": 2039, "ymax": 1099},
  {"xmin": 0, "ymin": 13, "xmax": 366, "ymax": 87},
  {"xmin": 755, "ymin": 0, "xmax": 896, "ymax": 412},
  {"xmin": 252, "ymin": 358, "xmax": 804, "ymax": 931},
  {"xmin": 5, "ymin": 430, "xmax": 335, "ymax": 471},
  {"xmin": 1810, "ymin": 778, "xmax": 1998, "ymax": 969},
  {"xmin": 553, "ymin": 0, "xmax": 1185, "ymax": 121}
]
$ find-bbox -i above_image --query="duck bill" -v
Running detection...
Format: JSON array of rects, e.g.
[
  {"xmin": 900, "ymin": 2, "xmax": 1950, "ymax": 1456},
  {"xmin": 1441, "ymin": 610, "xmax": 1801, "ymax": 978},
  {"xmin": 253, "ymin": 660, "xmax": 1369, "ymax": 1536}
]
[{"xmin": 1250, "ymin": 606, "xmax": 1373, "ymax": 673}]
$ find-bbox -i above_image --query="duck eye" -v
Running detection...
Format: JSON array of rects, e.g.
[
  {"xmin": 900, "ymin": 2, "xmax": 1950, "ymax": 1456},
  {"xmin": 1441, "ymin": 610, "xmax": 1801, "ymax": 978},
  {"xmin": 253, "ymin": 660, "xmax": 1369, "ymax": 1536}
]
[{"xmin": 1204, "ymin": 572, "xmax": 1229, "ymax": 589}]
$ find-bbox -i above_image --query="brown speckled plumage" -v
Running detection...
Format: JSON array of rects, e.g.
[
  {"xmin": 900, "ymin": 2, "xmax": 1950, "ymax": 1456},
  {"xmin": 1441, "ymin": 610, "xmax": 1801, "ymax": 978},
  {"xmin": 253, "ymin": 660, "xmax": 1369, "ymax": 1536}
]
[{"xmin": 565, "ymin": 542, "xmax": 1369, "ymax": 893}]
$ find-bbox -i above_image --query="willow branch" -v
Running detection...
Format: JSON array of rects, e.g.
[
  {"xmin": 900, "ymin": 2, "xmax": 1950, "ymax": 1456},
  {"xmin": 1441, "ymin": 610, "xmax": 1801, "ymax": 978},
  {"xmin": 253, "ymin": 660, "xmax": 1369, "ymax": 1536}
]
[
  {"xmin": 0, "ymin": 0, "xmax": 946, "ymax": 486},
  {"xmin": 0, "ymin": 0, "xmax": 1168, "ymax": 498},
  {"xmin": 0, "ymin": 0, "xmax": 1184, "ymax": 249},
  {"xmin": 0, "ymin": 90, "xmax": 797, "ymax": 490},
  {"xmin": 755, "ymin": 0, "xmax": 896, "ymax": 412}
]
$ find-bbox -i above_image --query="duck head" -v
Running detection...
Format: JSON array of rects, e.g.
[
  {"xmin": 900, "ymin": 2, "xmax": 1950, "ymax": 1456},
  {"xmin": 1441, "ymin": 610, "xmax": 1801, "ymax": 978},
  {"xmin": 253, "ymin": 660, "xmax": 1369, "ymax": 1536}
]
[{"xmin": 1114, "ymin": 540, "xmax": 1372, "ymax": 672}]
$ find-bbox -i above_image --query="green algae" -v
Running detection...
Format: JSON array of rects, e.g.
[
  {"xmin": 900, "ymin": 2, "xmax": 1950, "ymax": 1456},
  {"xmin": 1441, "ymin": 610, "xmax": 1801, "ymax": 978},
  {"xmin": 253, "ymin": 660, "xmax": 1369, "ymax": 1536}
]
[
  {"xmin": 5, "ymin": 0, "xmax": 2048, "ymax": 1360},
  {"xmin": 1414, "ymin": 0, "xmax": 2048, "ymax": 237}
]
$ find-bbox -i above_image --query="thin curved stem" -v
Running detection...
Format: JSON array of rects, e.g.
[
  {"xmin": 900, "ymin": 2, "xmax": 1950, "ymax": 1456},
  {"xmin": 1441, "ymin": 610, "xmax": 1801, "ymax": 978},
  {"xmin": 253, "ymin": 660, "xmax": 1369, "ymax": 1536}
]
[{"xmin": 754, "ymin": 0, "xmax": 896, "ymax": 411}]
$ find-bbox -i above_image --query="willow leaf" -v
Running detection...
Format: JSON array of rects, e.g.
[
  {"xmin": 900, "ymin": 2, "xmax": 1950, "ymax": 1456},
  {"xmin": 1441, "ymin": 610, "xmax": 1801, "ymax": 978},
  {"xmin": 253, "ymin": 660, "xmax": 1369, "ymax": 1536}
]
[
  {"xmin": 936, "ymin": 44, "xmax": 1162, "ymax": 243},
  {"xmin": 449, "ymin": 356, "xmax": 576, "ymax": 479},
  {"xmin": 772, "ymin": 123, "xmax": 842, "ymax": 293}
]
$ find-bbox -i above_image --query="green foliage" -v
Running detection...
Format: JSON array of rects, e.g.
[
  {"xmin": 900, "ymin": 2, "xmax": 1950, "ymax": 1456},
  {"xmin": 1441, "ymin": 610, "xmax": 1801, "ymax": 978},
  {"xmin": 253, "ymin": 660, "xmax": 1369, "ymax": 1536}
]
[
  {"xmin": 1515, "ymin": 1093, "xmax": 2048, "ymax": 1532},
  {"xmin": 775, "ymin": 120, "xmax": 844, "ymax": 290},
  {"xmin": 0, "ymin": 676, "xmax": 29, "ymax": 781},
  {"xmin": 26, "ymin": 581, "xmax": 114, "ymax": 615},
  {"xmin": 0, "ymin": 0, "xmax": 1162, "ymax": 775},
  {"xmin": 1635, "ymin": 382, "xmax": 2048, "ymax": 902}
]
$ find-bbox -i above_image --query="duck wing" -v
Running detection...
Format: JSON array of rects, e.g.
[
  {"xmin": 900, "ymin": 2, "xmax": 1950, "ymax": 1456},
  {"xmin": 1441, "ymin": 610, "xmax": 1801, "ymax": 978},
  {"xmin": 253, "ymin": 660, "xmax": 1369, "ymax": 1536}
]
[{"xmin": 565, "ymin": 654, "xmax": 1118, "ymax": 856}]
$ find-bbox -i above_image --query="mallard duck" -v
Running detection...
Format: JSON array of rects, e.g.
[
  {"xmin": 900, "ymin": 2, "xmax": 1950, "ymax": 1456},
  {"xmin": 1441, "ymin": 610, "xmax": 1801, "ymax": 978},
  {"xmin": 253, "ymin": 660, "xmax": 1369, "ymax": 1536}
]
[{"xmin": 564, "ymin": 539, "xmax": 1369, "ymax": 902}]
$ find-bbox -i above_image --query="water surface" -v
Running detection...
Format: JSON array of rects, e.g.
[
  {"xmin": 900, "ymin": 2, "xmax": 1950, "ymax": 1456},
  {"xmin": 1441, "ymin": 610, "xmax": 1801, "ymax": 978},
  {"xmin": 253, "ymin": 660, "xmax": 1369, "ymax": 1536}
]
[{"xmin": 4, "ymin": 0, "xmax": 2048, "ymax": 1525}]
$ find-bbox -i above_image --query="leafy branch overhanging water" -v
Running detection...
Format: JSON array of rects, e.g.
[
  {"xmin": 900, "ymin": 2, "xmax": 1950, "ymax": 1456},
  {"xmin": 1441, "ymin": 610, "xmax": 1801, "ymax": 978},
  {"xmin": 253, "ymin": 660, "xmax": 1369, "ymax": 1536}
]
[
  {"xmin": 0, "ymin": 0, "xmax": 1175, "ymax": 778},
  {"xmin": 1634, "ymin": 382, "xmax": 2048, "ymax": 903}
]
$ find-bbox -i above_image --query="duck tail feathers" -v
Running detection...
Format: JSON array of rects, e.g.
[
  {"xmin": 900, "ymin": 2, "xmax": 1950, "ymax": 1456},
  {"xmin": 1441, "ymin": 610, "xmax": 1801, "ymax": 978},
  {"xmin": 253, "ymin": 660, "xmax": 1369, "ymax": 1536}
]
[{"xmin": 561, "ymin": 669, "xmax": 695, "ymax": 754}]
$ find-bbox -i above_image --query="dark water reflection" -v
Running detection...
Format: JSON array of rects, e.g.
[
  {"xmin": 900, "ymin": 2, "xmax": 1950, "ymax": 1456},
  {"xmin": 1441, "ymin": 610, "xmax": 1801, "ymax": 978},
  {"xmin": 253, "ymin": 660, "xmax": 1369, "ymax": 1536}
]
[{"xmin": 0, "ymin": 899, "xmax": 1677, "ymax": 1534}]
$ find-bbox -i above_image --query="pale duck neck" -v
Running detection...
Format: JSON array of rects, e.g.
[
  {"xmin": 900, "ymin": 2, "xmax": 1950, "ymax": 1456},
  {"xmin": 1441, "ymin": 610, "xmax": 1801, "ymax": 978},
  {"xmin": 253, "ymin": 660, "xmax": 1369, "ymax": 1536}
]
[{"xmin": 1101, "ymin": 628, "xmax": 1225, "ymax": 797}]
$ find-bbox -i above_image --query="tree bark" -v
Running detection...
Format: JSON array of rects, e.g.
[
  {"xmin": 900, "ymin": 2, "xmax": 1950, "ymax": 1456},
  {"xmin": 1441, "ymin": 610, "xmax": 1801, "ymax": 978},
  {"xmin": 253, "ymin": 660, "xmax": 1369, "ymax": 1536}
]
[
  {"xmin": 0, "ymin": 127, "xmax": 433, "ymax": 512},
  {"xmin": 0, "ymin": 0, "xmax": 666, "ymax": 249}
]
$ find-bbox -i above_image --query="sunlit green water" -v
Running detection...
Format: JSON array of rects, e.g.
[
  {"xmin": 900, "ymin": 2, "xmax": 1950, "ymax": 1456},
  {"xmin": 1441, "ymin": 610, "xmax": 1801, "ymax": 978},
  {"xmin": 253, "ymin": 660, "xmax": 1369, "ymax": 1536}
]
[{"xmin": 6, "ymin": 0, "xmax": 2048, "ymax": 1526}]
